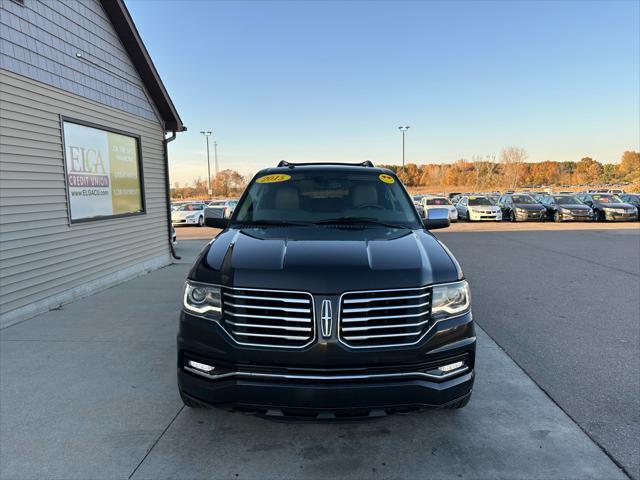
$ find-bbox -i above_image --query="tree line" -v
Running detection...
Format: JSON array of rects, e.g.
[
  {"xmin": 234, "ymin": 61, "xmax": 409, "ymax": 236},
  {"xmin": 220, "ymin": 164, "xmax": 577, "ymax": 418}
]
[
  {"xmin": 382, "ymin": 149, "xmax": 639, "ymax": 191},
  {"xmin": 170, "ymin": 150, "xmax": 639, "ymax": 199}
]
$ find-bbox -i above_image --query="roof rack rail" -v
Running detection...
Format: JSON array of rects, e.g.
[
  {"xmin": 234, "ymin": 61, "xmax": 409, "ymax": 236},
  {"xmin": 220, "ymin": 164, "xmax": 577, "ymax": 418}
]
[{"xmin": 277, "ymin": 160, "xmax": 375, "ymax": 168}]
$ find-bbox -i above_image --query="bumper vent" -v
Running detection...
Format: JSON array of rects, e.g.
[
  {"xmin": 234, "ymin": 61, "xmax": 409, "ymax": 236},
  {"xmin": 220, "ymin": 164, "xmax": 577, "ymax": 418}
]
[
  {"xmin": 339, "ymin": 287, "xmax": 432, "ymax": 348},
  {"xmin": 222, "ymin": 288, "xmax": 315, "ymax": 348}
]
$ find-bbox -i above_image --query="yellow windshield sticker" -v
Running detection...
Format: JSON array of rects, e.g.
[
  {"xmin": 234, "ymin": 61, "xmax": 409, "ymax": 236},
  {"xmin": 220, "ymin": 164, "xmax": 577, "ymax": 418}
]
[
  {"xmin": 379, "ymin": 174, "xmax": 395, "ymax": 184},
  {"xmin": 469, "ymin": 196, "xmax": 477, "ymax": 200},
  {"xmin": 256, "ymin": 174, "xmax": 291, "ymax": 184}
]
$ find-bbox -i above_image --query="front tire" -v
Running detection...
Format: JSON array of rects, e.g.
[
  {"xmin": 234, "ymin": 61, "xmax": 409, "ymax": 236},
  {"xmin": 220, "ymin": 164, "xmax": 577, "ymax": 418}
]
[
  {"xmin": 197, "ymin": 216, "xmax": 204, "ymax": 227},
  {"xmin": 594, "ymin": 210, "xmax": 604, "ymax": 222},
  {"xmin": 553, "ymin": 211, "xmax": 562, "ymax": 223},
  {"xmin": 510, "ymin": 211, "xmax": 517, "ymax": 222}
]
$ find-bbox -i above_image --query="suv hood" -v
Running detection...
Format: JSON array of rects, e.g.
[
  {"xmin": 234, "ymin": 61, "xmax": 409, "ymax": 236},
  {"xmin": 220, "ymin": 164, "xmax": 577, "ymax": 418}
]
[{"xmin": 190, "ymin": 227, "xmax": 461, "ymax": 294}]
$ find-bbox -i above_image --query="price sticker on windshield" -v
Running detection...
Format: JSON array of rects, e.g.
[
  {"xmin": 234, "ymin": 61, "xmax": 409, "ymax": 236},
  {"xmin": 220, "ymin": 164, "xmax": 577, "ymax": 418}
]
[
  {"xmin": 379, "ymin": 174, "xmax": 395, "ymax": 184},
  {"xmin": 256, "ymin": 174, "xmax": 291, "ymax": 184}
]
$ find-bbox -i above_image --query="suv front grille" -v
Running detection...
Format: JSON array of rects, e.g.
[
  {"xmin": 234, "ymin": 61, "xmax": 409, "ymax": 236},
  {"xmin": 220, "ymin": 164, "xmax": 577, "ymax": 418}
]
[
  {"xmin": 222, "ymin": 287, "xmax": 315, "ymax": 348},
  {"xmin": 339, "ymin": 287, "xmax": 432, "ymax": 348}
]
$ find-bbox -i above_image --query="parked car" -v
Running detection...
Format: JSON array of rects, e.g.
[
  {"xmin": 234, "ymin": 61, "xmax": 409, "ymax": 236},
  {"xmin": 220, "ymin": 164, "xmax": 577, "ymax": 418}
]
[
  {"xmin": 411, "ymin": 195, "xmax": 426, "ymax": 218},
  {"xmin": 207, "ymin": 199, "xmax": 238, "ymax": 219},
  {"xmin": 171, "ymin": 202, "xmax": 206, "ymax": 227},
  {"xmin": 179, "ymin": 162, "xmax": 475, "ymax": 415},
  {"xmin": 498, "ymin": 193, "xmax": 546, "ymax": 222},
  {"xmin": 540, "ymin": 195, "xmax": 593, "ymax": 222},
  {"xmin": 456, "ymin": 195, "xmax": 502, "ymax": 221},
  {"xmin": 421, "ymin": 196, "xmax": 458, "ymax": 222},
  {"xmin": 619, "ymin": 194, "xmax": 640, "ymax": 220},
  {"xmin": 577, "ymin": 193, "xmax": 637, "ymax": 222}
]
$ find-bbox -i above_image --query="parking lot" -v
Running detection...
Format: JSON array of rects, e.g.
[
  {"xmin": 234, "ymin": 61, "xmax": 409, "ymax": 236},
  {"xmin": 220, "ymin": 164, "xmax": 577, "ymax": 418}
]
[{"xmin": 1, "ymin": 223, "xmax": 638, "ymax": 479}]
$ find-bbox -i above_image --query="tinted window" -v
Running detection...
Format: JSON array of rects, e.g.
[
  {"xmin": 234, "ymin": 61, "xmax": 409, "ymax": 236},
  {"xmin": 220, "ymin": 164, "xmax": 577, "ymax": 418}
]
[
  {"xmin": 511, "ymin": 195, "xmax": 536, "ymax": 204},
  {"xmin": 468, "ymin": 197, "xmax": 493, "ymax": 206},
  {"xmin": 234, "ymin": 171, "xmax": 421, "ymax": 228}
]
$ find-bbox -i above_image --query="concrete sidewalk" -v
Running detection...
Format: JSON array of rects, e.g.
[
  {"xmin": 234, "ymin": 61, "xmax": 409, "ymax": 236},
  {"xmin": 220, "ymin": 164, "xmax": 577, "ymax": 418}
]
[{"xmin": 0, "ymin": 240, "xmax": 627, "ymax": 480}]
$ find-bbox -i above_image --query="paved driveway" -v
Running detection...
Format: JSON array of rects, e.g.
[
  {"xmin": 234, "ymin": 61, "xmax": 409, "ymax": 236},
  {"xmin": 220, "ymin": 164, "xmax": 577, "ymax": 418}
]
[{"xmin": 0, "ymin": 239, "xmax": 629, "ymax": 479}]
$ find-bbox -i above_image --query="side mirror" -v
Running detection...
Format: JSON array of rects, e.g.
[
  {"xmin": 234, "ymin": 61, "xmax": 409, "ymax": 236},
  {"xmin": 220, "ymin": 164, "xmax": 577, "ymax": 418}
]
[
  {"xmin": 423, "ymin": 207, "xmax": 450, "ymax": 230},
  {"xmin": 204, "ymin": 209, "xmax": 229, "ymax": 229}
]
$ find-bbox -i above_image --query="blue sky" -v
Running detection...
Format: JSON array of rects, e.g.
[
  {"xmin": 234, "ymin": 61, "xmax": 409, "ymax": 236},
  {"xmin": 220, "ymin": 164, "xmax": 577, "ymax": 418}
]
[{"xmin": 126, "ymin": 0, "xmax": 640, "ymax": 185}]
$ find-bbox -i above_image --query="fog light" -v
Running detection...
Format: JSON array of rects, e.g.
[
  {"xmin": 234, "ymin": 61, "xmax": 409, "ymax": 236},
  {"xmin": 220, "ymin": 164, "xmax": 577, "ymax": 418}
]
[
  {"xmin": 186, "ymin": 360, "xmax": 215, "ymax": 373},
  {"xmin": 438, "ymin": 361, "xmax": 465, "ymax": 373}
]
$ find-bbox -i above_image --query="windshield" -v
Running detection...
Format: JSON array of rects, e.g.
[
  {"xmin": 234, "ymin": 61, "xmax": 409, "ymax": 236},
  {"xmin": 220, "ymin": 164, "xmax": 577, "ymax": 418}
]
[
  {"xmin": 468, "ymin": 197, "xmax": 493, "ymax": 206},
  {"xmin": 425, "ymin": 197, "xmax": 451, "ymax": 206},
  {"xmin": 233, "ymin": 171, "xmax": 421, "ymax": 228},
  {"xmin": 592, "ymin": 194, "xmax": 622, "ymax": 203},
  {"xmin": 553, "ymin": 195, "xmax": 581, "ymax": 205},
  {"xmin": 177, "ymin": 203, "xmax": 203, "ymax": 211},
  {"xmin": 511, "ymin": 194, "xmax": 537, "ymax": 204}
]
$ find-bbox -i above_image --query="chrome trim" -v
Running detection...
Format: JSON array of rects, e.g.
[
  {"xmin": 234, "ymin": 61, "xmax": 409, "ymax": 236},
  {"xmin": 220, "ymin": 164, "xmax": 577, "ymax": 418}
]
[
  {"xmin": 342, "ymin": 301, "xmax": 430, "ymax": 313},
  {"xmin": 184, "ymin": 365, "xmax": 470, "ymax": 382},
  {"xmin": 183, "ymin": 283, "xmax": 316, "ymax": 349},
  {"xmin": 223, "ymin": 292, "xmax": 310, "ymax": 304},
  {"xmin": 225, "ymin": 311, "xmax": 312, "ymax": 323},
  {"xmin": 341, "ymin": 311, "xmax": 429, "ymax": 323},
  {"xmin": 337, "ymin": 282, "xmax": 471, "ymax": 349},
  {"xmin": 223, "ymin": 301, "xmax": 311, "ymax": 313},
  {"xmin": 343, "ymin": 331, "xmax": 423, "ymax": 341},
  {"xmin": 342, "ymin": 319, "xmax": 430, "ymax": 332},
  {"xmin": 231, "ymin": 331, "xmax": 311, "ymax": 340},
  {"xmin": 343, "ymin": 291, "xmax": 430, "ymax": 304},
  {"xmin": 226, "ymin": 320, "xmax": 312, "ymax": 332}
]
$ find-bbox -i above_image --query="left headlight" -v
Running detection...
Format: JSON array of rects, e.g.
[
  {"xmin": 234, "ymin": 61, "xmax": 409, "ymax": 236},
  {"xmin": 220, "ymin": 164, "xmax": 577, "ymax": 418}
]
[
  {"xmin": 431, "ymin": 280, "xmax": 471, "ymax": 320},
  {"xmin": 183, "ymin": 281, "xmax": 222, "ymax": 319}
]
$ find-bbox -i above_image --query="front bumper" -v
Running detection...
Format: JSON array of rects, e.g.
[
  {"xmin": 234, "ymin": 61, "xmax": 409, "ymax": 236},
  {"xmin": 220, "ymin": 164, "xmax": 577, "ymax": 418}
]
[
  {"xmin": 177, "ymin": 311, "xmax": 475, "ymax": 414},
  {"xmin": 469, "ymin": 211, "xmax": 501, "ymax": 221},
  {"xmin": 514, "ymin": 210, "xmax": 545, "ymax": 221},
  {"xmin": 557, "ymin": 211, "xmax": 593, "ymax": 221},
  {"xmin": 602, "ymin": 211, "xmax": 637, "ymax": 221},
  {"xmin": 172, "ymin": 217, "xmax": 201, "ymax": 225}
]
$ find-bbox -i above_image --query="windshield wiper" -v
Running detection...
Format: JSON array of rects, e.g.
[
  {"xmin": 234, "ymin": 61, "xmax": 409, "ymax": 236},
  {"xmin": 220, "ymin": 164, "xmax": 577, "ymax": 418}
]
[
  {"xmin": 312, "ymin": 217, "xmax": 408, "ymax": 229},
  {"xmin": 231, "ymin": 219, "xmax": 311, "ymax": 227}
]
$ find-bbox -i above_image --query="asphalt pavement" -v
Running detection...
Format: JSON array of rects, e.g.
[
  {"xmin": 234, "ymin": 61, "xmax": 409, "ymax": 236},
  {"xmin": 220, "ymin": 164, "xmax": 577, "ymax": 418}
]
[
  {"xmin": 435, "ymin": 226, "xmax": 640, "ymax": 479},
  {"xmin": 1, "ymin": 225, "xmax": 637, "ymax": 479}
]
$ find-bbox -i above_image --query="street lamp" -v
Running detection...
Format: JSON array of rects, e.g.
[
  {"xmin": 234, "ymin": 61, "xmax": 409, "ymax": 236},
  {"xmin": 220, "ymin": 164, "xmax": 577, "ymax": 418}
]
[
  {"xmin": 200, "ymin": 130, "xmax": 212, "ymax": 196},
  {"xmin": 398, "ymin": 126, "xmax": 410, "ymax": 170}
]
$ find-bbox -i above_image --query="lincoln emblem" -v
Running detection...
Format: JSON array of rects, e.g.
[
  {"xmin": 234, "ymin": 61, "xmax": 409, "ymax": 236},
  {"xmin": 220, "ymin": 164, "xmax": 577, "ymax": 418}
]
[{"xmin": 320, "ymin": 299, "xmax": 332, "ymax": 338}]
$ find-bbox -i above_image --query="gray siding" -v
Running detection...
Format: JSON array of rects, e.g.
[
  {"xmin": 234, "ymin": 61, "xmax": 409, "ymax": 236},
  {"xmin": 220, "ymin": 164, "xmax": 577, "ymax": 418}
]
[
  {"xmin": 0, "ymin": 68, "xmax": 171, "ymax": 324},
  {"xmin": 0, "ymin": 0, "xmax": 159, "ymax": 123}
]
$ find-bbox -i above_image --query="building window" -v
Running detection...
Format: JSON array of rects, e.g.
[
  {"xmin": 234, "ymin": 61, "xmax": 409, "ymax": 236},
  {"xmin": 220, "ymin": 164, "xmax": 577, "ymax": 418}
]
[{"xmin": 61, "ymin": 118, "xmax": 146, "ymax": 223}]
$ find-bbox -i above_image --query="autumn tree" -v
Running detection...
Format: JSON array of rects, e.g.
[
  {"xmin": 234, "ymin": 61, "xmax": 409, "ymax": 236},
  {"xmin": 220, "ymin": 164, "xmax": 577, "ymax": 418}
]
[
  {"xmin": 618, "ymin": 151, "xmax": 640, "ymax": 183},
  {"xmin": 499, "ymin": 147, "xmax": 528, "ymax": 189},
  {"xmin": 212, "ymin": 169, "xmax": 246, "ymax": 197}
]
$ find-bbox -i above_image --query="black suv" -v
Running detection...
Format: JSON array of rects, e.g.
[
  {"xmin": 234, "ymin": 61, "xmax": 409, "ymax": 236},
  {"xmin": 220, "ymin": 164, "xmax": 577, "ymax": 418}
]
[{"xmin": 177, "ymin": 162, "xmax": 475, "ymax": 418}]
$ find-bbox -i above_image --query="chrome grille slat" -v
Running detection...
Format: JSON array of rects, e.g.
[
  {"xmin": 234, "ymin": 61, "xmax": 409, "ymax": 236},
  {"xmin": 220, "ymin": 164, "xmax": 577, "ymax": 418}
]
[
  {"xmin": 339, "ymin": 287, "xmax": 432, "ymax": 348},
  {"xmin": 223, "ymin": 301, "xmax": 311, "ymax": 313},
  {"xmin": 341, "ymin": 311, "xmax": 429, "ymax": 323},
  {"xmin": 224, "ymin": 292, "xmax": 310, "ymax": 304},
  {"xmin": 342, "ymin": 301, "xmax": 430, "ymax": 313},
  {"xmin": 222, "ymin": 287, "xmax": 315, "ymax": 348},
  {"xmin": 226, "ymin": 321, "xmax": 312, "ymax": 332},
  {"xmin": 342, "ymin": 319, "xmax": 429, "ymax": 332},
  {"xmin": 343, "ymin": 292, "xmax": 430, "ymax": 303},
  {"xmin": 225, "ymin": 311, "xmax": 311, "ymax": 323}
]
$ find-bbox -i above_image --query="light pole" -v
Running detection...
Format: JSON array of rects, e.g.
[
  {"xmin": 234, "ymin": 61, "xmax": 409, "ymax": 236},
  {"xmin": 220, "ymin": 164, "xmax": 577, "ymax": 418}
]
[
  {"xmin": 214, "ymin": 141, "xmax": 219, "ymax": 177},
  {"xmin": 398, "ymin": 126, "xmax": 410, "ymax": 170},
  {"xmin": 200, "ymin": 130, "xmax": 212, "ymax": 196}
]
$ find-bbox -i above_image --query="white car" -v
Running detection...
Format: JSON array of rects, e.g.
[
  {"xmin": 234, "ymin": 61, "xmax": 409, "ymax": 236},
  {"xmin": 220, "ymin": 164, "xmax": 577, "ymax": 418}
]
[
  {"xmin": 421, "ymin": 196, "xmax": 458, "ymax": 222},
  {"xmin": 456, "ymin": 195, "xmax": 502, "ymax": 221},
  {"xmin": 171, "ymin": 202, "xmax": 206, "ymax": 227},
  {"xmin": 206, "ymin": 199, "xmax": 238, "ymax": 219}
]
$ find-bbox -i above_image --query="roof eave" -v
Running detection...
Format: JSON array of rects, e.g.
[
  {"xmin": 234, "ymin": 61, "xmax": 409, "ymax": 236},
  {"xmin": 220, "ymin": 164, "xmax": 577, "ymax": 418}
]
[{"xmin": 99, "ymin": 0, "xmax": 185, "ymax": 132}]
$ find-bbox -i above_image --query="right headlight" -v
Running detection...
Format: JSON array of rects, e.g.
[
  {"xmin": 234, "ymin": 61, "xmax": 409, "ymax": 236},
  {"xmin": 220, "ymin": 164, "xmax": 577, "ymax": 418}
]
[
  {"xmin": 431, "ymin": 280, "xmax": 471, "ymax": 320},
  {"xmin": 183, "ymin": 281, "xmax": 222, "ymax": 319}
]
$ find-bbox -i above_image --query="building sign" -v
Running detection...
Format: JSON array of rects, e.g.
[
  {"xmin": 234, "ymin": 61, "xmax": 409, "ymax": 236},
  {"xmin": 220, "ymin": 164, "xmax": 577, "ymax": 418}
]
[{"xmin": 62, "ymin": 120, "xmax": 144, "ymax": 222}]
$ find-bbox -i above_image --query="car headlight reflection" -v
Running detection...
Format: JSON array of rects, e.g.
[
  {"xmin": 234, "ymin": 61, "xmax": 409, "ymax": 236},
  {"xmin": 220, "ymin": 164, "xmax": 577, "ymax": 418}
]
[
  {"xmin": 431, "ymin": 280, "xmax": 471, "ymax": 320},
  {"xmin": 183, "ymin": 281, "xmax": 222, "ymax": 319}
]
